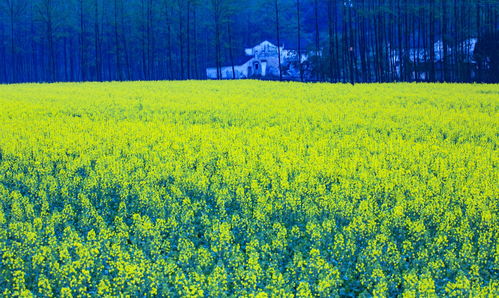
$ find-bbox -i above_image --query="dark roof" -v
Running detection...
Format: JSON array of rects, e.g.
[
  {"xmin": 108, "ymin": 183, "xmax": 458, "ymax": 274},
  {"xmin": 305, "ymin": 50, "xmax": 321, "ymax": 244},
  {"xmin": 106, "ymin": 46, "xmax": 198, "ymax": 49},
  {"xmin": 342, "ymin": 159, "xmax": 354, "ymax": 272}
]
[{"xmin": 234, "ymin": 55, "xmax": 253, "ymax": 65}]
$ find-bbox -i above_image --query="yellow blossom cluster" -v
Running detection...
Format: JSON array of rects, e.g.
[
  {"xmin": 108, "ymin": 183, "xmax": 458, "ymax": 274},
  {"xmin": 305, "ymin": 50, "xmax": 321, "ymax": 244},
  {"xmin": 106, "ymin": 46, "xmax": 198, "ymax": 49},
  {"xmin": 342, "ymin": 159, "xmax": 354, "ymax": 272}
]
[{"xmin": 0, "ymin": 81, "xmax": 497, "ymax": 296}]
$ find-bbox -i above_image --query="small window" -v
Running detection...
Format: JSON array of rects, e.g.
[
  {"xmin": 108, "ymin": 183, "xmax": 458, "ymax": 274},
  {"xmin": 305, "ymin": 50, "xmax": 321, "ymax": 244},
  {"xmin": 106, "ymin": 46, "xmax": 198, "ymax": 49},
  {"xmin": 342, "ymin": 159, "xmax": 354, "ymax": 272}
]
[{"xmin": 255, "ymin": 64, "xmax": 259, "ymax": 70}]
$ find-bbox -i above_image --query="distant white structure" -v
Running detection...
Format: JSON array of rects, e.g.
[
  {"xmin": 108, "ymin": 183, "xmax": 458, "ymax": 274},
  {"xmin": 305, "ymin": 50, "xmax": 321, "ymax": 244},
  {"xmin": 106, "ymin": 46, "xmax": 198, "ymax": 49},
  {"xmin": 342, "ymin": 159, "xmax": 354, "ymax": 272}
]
[
  {"xmin": 392, "ymin": 39, "xmax": 478, "ymax": 65},
  {"xmin": 390, "ymin": 38, "xmax": 479, "ymax": 80},
  {"xmin": 207, "ymin": 41, "xmax": 308, "ymax": 80}
]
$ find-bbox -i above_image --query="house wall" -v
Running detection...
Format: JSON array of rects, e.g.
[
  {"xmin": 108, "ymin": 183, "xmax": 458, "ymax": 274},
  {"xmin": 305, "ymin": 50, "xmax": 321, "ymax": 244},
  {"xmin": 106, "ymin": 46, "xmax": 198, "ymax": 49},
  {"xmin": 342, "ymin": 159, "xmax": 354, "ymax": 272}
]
[
  {"xmin": 261, "ymin": 57, "xmax": 280, "ymax": 77},
  {"xmin": 207, "ymin": 41, "xmax": 307, "ymax": 80},
  {"xmin": 207, "ymin": 65, "xmax": 249, "ymax": 80},
  {"xmin": 207, "ymin": 57, "xmax": 282, "ymax": 79}
]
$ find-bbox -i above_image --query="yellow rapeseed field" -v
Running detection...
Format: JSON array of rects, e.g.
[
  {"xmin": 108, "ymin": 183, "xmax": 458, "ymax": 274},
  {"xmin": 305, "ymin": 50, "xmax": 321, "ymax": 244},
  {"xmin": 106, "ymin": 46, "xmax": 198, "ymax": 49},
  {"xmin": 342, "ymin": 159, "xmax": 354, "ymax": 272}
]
[{"xmin": 0, "ymin": 81, "xmax": 498, "ymax": 296}]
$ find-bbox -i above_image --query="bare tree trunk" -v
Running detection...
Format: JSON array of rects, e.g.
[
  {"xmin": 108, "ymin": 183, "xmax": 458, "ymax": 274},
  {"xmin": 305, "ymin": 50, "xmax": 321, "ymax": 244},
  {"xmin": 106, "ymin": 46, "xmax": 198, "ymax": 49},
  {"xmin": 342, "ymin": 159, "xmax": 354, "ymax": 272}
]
[
  {"xmin": 314, "ymin": 0, "xmax": 320, "ymax": 81},
  {"xmin": 95, "ymin": 0, "xmax": 102, "ymax": 81},
  {"xmin": 70, "ymin": 37, "xmax": 75, "ymax": 81},
  {"xmin": 41, "ymin": 0, "xmax": 56, "ymax": 82},
  {"xmin": 359, "ymin": 0, "xmax": 368, "ymax": 82},
  {"xmin": 380, "ymin": 1, "xmax": 387, "ymax": 81},
  {"xmin": 334, "ymin": 2, "xmax": 341, "ymax": 81},
  {"xmin": 48, "ymin": 17, "xmax": 55, "ymax": 81},
  {"xmin": 114, "ymin": 0, "xmax": 122, "ymax": 80},
  {"xmin": 140, "ymin": 0, "xmax": 147, "ymax": 79},
  {"xmin": 344, "ymin": 2, "xmax": 350, "ymax": 83},
  {"xmin": 476, "ymin": 0, "xmax": 481, "ymax": 82},
  {"xmin": 147, "ymin": 0, "xmax": 153, "ymax": 79},
  {"xmin": 397, "ymin": 0, "xmax": 404, "ymax": 81},
  {"xmin": 7, "ymin": 0, "xmax": 21, "ymax": 82},
  {"xmin": 0, "ymin": 24, "xmax": 6, "ymax": 82},
  {"xmin": 429, "ymin": 0, "xmax": 436, "ymax": 82},
  {"xmin": 228, "ymin": 22, "xmax": 235, "ymax": 79},
  {"xmin": 164, "ymin": 0, "xmax": 173, "ymax": 80},
  {"xmin": 275, "ymin": 0, "xmax": 282, "ymax": 81},
  {"xmin": 297, "ymin": 0, "xmax": 303, "ymax": 81},
  {"xmin": 327, "ymin": 0, "xmax": 334, "ymax": 82},
  {"xmin": 187, "ymin": 0, "xmax": 191, "ymax": 79},
  {"xmin": 442, "ymin": 0, "xmax": 448, "ymax": 82},
  {"xmin": 193, "ymin": 5, "xmax": 199, "ymax": 79},
  {"xmin": 120, "ymin": 0, "xmax": 131, "ymax": 80},
  {"xmin": 179, "ymin": 1, "xmax": 185, "ymax": 80},
  {"xmin": 31, "ymin": 3, "xmax": 37, "ymax": 82},
  {"xmin": 453, "ymin": 0, "xmax": 460, "ymax": 81},
  {"xmin": 213, "ymin": 0, "xmax": 222, "ymax": 79},
  {"xmin": 348, "ymin": 1, "xmax": 355, "ymax": 85},
  {"xmin": 373, "ymin": 0, "xmax": 380, "ymax": 82},
  {"xmin": 64, "ymin": 37, "xmax": 68, "ymax": 81},
  {"xmin": 79, "ymin": 0, "xmax": 86, "ymax": 81}
]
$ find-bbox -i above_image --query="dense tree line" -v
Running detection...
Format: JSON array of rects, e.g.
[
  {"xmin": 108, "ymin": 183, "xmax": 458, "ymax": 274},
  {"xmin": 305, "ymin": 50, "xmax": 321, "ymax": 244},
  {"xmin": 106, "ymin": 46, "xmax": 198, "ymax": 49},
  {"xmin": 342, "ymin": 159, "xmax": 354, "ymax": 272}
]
[{"xmin": 0, "ymin": 0, "xmax": 497, "ymax": 84}]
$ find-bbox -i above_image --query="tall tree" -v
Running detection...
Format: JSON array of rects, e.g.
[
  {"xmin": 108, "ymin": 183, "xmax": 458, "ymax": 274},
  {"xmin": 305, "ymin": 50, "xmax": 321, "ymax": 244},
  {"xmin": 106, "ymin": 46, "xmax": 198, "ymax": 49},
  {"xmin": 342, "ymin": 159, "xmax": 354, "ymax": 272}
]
[
  {"xmin": 164, "ymin": 0, "xmax": 173, "ymax": 80},
  {"xmin": 78, "ymin": 0, "xmax": 86, "ymax": 81},
  {"xmin": 296, "ymin": 0, "xmax": 303, "ymax": 81},
  {"xmin": 3, "ymin": 0, "xmax": 26, "ymax": 82},
  {"xmin": 429, "ymin": 0, "xmax": 436, "ymax": 82},
  {"xmin": 147, "ymin": 0, "xmax": 154, "ymax": 79},
  {"xmin": 442, "ymin": 0, "xmax": 449, "ymax": 82},
  {"xmin": 275, "ymin": 0, "xmax": 282, "ymax": 81},
  {"xmin": 38, "ymin": 0, "xmax": 57, "ymax": 82},
  {"xmin": 113, "ymin": 0, "xmax": 122, "ymax": 80},
  {"xmin": 94, "ymin": 0, "xmax": 102, "ymax": 81},
  {"xmin": 476, "ymin": 0, "xmax": 482, "ymax": 82},
  {"xmin": 314, "ymin": 0, "xmax": 320, "ymax": 81},
  {"xmin": 120, "ymin": 0, "xmax": 130, "ymax": 80},
  {"xmin": 227, "ymin": 17, "xmax": 235, "ymax": 79},
  {"xmin": 211, "ymin": 0, "xmax": 223, "ymax": 79}
]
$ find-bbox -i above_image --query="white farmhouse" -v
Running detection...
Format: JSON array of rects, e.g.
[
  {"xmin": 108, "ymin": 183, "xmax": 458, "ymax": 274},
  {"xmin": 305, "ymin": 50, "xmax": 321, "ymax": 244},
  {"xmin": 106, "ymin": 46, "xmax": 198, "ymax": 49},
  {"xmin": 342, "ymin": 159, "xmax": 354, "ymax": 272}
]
[{"xmin": 207, "ymin": 41, "xmax": 305, "ymax": 80}]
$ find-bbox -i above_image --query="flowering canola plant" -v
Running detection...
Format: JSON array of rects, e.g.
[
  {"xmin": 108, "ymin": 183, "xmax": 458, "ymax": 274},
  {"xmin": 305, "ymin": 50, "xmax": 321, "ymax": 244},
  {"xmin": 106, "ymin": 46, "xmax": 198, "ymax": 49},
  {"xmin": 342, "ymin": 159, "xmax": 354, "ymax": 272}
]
[{"xmin": 0, "ymin": 81, "xmax": 498, "ymax": 296}]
